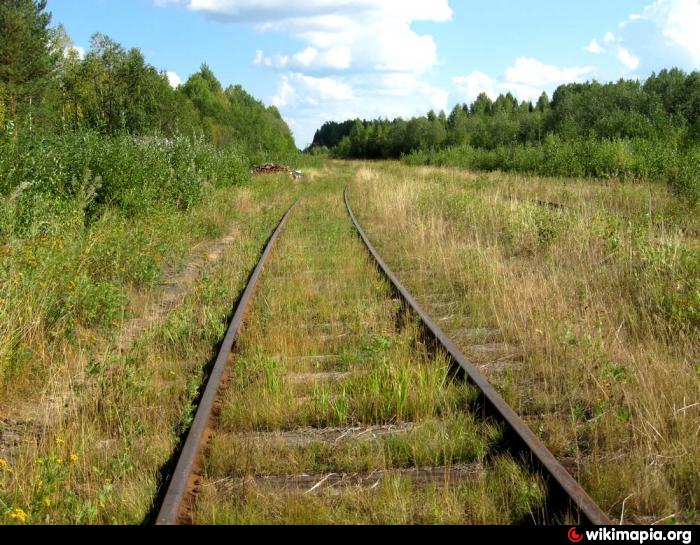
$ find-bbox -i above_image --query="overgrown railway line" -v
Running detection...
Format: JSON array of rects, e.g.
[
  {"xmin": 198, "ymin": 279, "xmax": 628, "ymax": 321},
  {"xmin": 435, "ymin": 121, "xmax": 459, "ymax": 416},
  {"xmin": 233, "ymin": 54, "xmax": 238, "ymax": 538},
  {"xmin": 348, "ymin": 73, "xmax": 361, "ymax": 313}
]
[{"xmin": 154, "ymin": 181, "xmax": 611, "ymax": 526}]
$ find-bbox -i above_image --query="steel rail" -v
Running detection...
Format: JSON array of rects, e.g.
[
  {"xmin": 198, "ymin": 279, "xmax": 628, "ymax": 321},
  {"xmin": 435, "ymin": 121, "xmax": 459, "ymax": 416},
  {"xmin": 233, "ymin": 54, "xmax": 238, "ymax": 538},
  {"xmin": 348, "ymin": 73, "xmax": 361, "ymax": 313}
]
[
  {"xmin": 344, "ymin": 187, "xmax": 611, "ymax": 526},
  {"xmin": 156, "ymin": 202, "xmax": 297, "ymax": 526}
]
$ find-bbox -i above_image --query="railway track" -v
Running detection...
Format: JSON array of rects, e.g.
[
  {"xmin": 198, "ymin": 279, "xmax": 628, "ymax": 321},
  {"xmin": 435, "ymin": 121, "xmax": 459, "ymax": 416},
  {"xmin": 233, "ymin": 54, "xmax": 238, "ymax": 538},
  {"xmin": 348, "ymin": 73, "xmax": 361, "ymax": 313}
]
[{"xmin": 155, "ymin": 183, "xmax": 611, "ymax": 526}]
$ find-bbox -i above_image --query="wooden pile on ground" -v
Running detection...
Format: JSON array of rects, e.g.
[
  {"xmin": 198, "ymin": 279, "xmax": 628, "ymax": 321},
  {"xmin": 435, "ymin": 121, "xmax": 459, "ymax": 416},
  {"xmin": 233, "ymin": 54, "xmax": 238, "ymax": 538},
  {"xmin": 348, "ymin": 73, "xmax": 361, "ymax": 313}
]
[{"xmin": 252, "ymin": 163, "xmax": 290, "ymax": 175}]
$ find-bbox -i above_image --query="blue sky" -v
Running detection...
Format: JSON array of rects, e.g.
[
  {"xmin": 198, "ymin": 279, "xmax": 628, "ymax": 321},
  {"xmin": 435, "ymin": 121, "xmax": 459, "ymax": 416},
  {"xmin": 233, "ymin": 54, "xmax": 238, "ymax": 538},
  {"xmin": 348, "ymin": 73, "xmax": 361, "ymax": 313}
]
[{"xmin": 47, "ymin": 0, "xmax": 700, "ymax": 147}]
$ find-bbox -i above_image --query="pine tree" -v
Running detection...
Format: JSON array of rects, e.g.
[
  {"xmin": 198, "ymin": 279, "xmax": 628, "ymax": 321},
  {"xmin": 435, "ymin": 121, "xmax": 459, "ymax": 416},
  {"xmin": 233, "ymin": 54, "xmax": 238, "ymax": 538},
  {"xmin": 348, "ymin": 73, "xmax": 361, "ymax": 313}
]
[{"xmin": 0, "ymin": 0, "xmax": 54, "ymax": 124}]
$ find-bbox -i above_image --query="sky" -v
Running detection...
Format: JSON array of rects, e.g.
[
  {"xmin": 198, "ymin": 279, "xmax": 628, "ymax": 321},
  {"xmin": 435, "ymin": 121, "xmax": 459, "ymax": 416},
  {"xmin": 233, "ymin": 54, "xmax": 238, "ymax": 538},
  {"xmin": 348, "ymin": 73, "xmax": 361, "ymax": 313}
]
[{"xmin": 47, "ymin": 0, "xmax": 700, "ymax": 148}]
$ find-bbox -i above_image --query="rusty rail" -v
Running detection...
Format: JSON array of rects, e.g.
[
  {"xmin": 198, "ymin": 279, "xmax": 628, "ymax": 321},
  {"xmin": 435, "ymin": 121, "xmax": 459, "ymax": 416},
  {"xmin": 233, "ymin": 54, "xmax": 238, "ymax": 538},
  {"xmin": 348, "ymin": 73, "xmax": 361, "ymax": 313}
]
[
  {"xmin": 344, "ymin": 187, "xmax": 610, "ymax": 526},
  {"xmin": 156, "ymin": 202, "xmax": 297, "ymax": 525}
]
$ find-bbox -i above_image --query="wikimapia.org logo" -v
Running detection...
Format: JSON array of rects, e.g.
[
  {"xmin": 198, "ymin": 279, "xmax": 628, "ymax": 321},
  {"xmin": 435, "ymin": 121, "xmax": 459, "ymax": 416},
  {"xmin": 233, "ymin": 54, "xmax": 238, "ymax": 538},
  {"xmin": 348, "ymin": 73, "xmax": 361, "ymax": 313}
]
[
  {"xmin": 569, "ymin": 528, "xmax": 584, "ymax": 543},
  {"xmin": 567, "ymin": 527, "xmax": 693, "ymax": 544}
]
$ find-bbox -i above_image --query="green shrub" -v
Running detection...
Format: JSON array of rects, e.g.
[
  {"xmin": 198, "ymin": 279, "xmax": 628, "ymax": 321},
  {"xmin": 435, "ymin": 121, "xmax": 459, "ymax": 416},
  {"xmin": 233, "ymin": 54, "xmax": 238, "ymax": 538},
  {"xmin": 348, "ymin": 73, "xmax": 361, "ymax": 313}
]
[
  {"xmin": 671, "ymin": 146, "xmax": 700, "ymax": 204},
  {"xmin": 0, "ymin": 130, "xmax": 251, "ymax": 241},
  {"xmin": 402, "ymin": 136, "xmax": 699, "ymax": 204}
]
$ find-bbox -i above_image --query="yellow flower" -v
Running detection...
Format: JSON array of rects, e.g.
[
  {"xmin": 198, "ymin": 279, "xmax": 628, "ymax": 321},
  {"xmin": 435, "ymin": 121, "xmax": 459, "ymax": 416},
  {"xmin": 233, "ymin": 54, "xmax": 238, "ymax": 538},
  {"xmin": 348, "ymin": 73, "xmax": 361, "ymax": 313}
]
[
  {"xmin": 55, "ymin": 437, "xmax": 65, "ymax": 446},
  {"xmin": 69, "ymin": 453, "xmax": 79, "ymax": 463},
  {"xmin": 43, "ymin": 498, "xmax": 52, "ymax": 508},
  {"xmin": 36, "ymin": 459, "xmax": 44, "ymax": 466},
  {"xmin": 8, "ymin": 508, "xmax": 28, "ymax": 524},
  {"xmin": 55, "ymin": 457, "xmax": 63, "ymax": 465},
  {"xmin": 0, "ymin": 458, "xmax": 9, "ymax": 472}
]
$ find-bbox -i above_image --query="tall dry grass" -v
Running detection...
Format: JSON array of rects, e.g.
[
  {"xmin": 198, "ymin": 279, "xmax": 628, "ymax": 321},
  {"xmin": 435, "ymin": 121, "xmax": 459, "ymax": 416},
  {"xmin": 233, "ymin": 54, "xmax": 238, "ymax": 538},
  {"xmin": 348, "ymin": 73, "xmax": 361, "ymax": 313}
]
[{"xmin": 350, "ymin": 162, "xmax": 699, "ymax": 524}]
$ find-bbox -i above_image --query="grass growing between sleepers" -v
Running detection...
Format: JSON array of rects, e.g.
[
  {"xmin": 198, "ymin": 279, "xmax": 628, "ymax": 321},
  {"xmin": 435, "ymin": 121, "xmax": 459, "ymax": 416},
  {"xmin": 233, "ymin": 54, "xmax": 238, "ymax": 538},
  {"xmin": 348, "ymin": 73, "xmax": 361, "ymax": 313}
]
[{"xmin": 192, "ymin": 169, "xmax": 546, "ymax": 525}]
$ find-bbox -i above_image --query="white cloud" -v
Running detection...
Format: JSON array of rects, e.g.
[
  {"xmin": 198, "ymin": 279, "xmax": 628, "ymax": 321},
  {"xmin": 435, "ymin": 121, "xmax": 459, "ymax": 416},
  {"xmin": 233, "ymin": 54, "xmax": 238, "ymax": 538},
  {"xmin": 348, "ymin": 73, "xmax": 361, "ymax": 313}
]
[
  {"xmin": 166, "ymin": 71, "xmax": 183, "ymax": 88},
  {"xmin": 505, "ymin": 57, "xmax": 594, "ymax": 87},
  {"xmin": 454, "ymin": 58, "xmax": 594, "ymax": 104},
  {"xmin": 617, "ymin": 47, "xmax": 641, "ymax": 71},
  {"xmin": 587, "ymin": 1, "xmax": 700, "ymax": 74},
  {"xmin": 453, "ymin": 71, "xmax": 497, "ymax": 101},
  {"xmin": 164, "ymin": 0, "xmax": 451, "ymax": 74},
  {"xmin": 654, "ymin": 0, "xmax": 700, "ymax": 65},
  {"xmin": 255, "ymin": 45, "xmax": 352, "ymax": 70},
  {"xmin": 180, "ymin": 0, "xmax": 452, "ymax": 24},
  {"xmin": 157, "ymin": 0, "xmax": 453, "ymax": 146},
  {"xmin": 585, "ymin": 39, "xmax": 605, "ymax": 54},
  {"xmin": 272, "ymin": 72, "xmax": 354, "ymax": 108},
  {"xmin": 273, "ymin": 71, "xmax": 448, "ymax": 147},
  {"xmin": 604, "ymin": 32, "xmax": 617, "ymax": 44},
  {"xmin": 253, "ymin": 51, "xmax": 289, "ymax": 68},
  {"xmin": 271, "ymin": 77, "xmax": 296, "ymax": 107}
]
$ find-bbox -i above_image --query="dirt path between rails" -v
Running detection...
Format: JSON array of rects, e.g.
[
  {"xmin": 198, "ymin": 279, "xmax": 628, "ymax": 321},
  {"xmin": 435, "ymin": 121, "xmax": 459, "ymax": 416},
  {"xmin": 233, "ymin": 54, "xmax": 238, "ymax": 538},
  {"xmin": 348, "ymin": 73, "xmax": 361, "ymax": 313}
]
[{"xmin": 116, "ymin": 223, "xmax": 241, "ymax": 352}]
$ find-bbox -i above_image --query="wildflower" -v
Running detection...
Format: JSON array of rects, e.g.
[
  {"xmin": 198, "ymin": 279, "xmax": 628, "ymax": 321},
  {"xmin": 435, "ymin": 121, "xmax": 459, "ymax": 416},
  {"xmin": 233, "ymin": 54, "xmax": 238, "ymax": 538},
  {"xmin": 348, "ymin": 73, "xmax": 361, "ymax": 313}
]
[
  {"xmin": 69, "ymin": 453, "xmax": 79, "ymax": 463},
  {"xmin": 43, "ymin": 498, "xmax": 52, "ymax": 508},
  {"xmin": 8, "ymin": 508, "xmax": 28, "ymax": 524},
  {"xmin": 0, "ymin": 458, "xmax": 9, "ymax": 472},
  {"xmin": 55, "ymin": 457, "xmax": 63, "ymax": 465},
  {"xmin": 55, "ymin": 437, "xmax": 65, "ymax": 446},
  {"xmin": 36, "ymin": 459, "xmax": 44, "ymax": 466}
]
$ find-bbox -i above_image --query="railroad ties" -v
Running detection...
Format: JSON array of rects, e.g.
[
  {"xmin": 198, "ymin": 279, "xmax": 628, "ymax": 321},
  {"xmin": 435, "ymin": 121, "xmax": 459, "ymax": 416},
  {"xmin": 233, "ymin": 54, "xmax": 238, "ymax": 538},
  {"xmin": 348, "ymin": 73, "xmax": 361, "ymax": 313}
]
[{"xmin": 155, "ymin": 185, "xmax": 610, "ymax": 526}]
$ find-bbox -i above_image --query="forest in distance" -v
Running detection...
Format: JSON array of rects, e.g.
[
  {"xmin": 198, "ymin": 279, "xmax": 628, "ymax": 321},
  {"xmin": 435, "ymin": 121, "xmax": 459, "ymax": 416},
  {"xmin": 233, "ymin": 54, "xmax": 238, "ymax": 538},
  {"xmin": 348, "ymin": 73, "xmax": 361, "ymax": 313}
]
[
  {"xmin": 310, "ymin": 71, "xmax": 700, "ymax": 203},
  {"xmin": 0, "ymin": 0, "xmax": 305, "ymax": 241}
]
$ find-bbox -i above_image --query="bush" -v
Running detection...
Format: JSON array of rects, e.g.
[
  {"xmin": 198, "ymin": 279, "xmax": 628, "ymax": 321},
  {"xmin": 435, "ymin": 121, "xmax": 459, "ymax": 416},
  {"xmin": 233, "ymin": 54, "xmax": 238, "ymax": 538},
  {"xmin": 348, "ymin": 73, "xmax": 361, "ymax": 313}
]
[
  {"xmin": 671, "ymin": 146, "xmax": 700, "ymax": 204},
  {"xmin": 402, "ymin": 136, "xmax": 700, "ymax": 204},
  {"xmin": 0, "ymin": 130, "xmax": 250, "ymax": 240}
]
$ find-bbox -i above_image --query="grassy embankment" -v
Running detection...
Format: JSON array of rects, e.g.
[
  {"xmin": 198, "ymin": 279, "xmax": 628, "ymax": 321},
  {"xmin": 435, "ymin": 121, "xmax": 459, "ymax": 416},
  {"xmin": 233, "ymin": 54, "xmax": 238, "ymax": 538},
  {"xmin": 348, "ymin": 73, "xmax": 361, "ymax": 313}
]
[
  {"xmin": 350, "ymin": 162, "xmax": 699, "ymax": 524},
  {"xmin": 0, "ymin": 132, "xmax": 302, "ymax": 524}
]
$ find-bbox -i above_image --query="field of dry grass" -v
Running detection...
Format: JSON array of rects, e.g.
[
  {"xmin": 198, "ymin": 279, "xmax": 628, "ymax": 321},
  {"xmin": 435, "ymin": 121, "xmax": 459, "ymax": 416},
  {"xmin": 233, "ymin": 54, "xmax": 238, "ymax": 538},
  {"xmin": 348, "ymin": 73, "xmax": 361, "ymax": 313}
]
[{"xmin": 349, "ymin": 162, "xmax": 699, "ymax": 524}]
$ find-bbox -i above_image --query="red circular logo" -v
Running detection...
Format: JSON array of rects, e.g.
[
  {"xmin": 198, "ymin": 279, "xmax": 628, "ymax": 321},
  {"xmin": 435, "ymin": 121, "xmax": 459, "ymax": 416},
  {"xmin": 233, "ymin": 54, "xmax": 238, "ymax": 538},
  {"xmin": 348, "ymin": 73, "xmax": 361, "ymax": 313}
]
[{"xmin": 568, "ymin": 528, "xmax": 584, "ymax": 543}]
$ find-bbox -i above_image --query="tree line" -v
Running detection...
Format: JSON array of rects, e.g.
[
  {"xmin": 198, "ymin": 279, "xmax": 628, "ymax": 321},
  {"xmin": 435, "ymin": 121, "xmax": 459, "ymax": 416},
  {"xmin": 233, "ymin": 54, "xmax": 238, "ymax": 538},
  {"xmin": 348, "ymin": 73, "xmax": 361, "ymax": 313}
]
[
  {"xmin": 311, "ymin": 71, "xmax": 700, "ymax": 158},
  {"xmin": 310, "ymin": 71, "xmax": 699, "ymax": 202},
  {"xmin": 0, "ymin": 0, "xmax": 297, "ymax": 159},
  {"xmin": 0, "ymin": 0, "xmax": 306, "ymax": 240}
]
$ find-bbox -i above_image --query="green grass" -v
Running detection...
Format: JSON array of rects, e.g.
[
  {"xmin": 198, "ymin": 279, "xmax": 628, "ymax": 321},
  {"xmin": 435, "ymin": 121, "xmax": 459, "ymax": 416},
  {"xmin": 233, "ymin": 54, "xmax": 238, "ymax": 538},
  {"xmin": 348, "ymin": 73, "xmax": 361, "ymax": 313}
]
[
  {"xmin": 192, "ymin": 169, "xmax": 546, "ymax": 525},
  {"xmin": 195, "ymin": 456, "xmax": 543, "ymax": 525},
  {"xmin": 0, "ymin": 172, "xmax": 299, "ymax": 524}
]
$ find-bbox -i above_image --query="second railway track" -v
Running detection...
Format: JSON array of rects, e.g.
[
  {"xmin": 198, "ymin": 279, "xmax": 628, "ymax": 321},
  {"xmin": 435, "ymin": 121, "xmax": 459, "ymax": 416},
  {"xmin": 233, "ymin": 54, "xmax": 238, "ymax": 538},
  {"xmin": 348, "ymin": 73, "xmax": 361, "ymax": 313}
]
[{"xmin": 156, "ymin": 177, "xmax": 610, "ymax": 526}]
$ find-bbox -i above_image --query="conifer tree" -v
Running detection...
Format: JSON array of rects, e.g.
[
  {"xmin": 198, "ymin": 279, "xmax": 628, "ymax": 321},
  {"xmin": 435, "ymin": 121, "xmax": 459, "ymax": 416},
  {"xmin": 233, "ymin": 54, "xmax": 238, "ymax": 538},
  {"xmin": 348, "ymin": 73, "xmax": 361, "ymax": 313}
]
[{"xmin": 0, "ymin": 0, "xmax": 54, "ymax": 124}]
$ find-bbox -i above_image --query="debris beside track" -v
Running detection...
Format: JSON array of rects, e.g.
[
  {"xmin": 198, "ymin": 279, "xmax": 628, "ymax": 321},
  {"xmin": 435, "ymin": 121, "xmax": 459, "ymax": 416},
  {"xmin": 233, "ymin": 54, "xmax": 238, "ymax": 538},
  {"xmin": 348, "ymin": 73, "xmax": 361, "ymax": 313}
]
[{"xmin": 252, "ymin": 163, "xmax": 303, "ymax": 179}]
